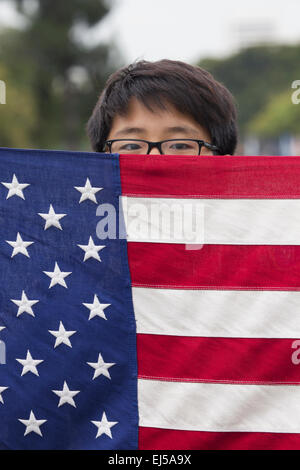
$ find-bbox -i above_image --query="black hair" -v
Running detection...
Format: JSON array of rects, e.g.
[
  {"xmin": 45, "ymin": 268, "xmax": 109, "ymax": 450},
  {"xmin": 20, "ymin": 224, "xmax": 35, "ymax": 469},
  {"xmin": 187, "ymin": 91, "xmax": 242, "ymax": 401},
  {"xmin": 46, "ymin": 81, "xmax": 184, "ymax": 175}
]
[{"xmin": 86, "ymin": 59, "xmax": 238, "ymax": 155}]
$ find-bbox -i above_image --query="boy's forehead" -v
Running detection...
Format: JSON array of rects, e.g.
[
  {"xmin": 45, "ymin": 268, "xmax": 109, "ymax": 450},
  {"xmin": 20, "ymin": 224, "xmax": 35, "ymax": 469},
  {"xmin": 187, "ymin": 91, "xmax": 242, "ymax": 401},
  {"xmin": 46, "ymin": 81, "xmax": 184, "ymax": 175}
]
[
  {"xmin": 108, "ymin": 96, "xmax": 209, "ymax": 140},
  {"xmin": 121, "ymin": 96, "xmax": 175, "ymax": 119}
]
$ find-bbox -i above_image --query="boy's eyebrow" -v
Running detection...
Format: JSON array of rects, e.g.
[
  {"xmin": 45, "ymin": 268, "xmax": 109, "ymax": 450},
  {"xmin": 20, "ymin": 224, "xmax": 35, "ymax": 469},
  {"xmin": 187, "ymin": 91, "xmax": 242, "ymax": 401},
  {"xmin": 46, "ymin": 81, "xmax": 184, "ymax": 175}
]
[
  {"xmin": 114, "ymin": 127, "xmax": 146, "ymax": 137},
  {"xmin": 113, "ymin": 125, "xmax": 199, "ymax": 137}
]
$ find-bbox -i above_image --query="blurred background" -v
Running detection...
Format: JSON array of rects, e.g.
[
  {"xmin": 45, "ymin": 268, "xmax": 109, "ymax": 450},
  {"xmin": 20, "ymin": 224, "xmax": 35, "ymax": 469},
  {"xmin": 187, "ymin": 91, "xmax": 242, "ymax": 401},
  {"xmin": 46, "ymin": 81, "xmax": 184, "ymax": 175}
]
[{"xmin": 0, "ymin": 0, "xmax": 300, "ymax": 155}]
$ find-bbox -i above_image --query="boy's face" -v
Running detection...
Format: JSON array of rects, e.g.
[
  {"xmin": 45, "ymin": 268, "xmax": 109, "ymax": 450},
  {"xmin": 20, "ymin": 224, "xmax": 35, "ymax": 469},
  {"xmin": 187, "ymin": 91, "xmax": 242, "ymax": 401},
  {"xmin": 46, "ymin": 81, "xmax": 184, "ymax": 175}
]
[{"xmin": 107, "ymin": 96, "xmax": 214, "ymax": 155}]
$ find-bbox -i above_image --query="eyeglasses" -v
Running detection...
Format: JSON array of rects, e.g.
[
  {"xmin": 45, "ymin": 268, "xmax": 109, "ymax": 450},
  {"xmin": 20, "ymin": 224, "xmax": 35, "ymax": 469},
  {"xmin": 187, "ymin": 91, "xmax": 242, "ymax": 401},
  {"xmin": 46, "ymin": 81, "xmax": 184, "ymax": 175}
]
[{"xmin": 103, "ymin": 139, "xmax": 219, "ymax": 155}]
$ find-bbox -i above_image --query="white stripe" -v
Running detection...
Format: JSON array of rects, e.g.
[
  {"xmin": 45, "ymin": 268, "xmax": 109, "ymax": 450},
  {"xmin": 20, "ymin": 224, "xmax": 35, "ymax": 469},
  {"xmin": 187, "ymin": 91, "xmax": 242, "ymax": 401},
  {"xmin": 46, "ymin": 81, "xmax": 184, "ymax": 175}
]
[
  {"xmin": 133, "ymin": 288, "xmax": 300, "ymax": 338},
  {"xmin": 122, "ymin": 196, "xmax": 300, "ymax": 244},
  {"xmin": 139, "ymin": 379, "xmax": 300, "ymax": 433}
]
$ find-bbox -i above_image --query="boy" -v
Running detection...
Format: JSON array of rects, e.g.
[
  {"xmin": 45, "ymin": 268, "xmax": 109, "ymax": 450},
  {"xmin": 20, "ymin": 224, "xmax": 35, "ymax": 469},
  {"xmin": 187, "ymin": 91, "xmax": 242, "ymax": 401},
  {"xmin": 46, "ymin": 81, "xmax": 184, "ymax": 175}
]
[{"xmin": 86, "ymin": 59, "xmax": 238, "ymax": 156}]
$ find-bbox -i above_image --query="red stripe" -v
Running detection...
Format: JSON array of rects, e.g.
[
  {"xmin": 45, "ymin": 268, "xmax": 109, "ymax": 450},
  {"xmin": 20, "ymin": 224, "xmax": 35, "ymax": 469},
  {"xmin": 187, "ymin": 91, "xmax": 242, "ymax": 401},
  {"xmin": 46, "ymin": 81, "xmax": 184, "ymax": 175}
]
[
  {"xmin": 137, "ymin": 334, "xmax": 300, "ymax": 384},
  {"xmin": 139, "ymin": 427, "xmax": 300, "ymax": 449},
  {"xmin": 128, "ymin": 242, "xmax": 300, "ymax": 289},
  {"xmin": 120, "ymin": 155, "xmax": 300, "ymax": 198}
]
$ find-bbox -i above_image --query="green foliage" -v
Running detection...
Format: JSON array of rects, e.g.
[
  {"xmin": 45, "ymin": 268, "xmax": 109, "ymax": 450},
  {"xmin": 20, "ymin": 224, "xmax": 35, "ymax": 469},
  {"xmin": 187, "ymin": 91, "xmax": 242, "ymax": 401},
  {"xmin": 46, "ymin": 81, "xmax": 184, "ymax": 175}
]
[
  {"xmin": 198, "ymin": 44, "xmax": 300, "ymax": 137},
  {"xmin": 0, "ymin": 0, "xmax": 120, "ymax": 150},
  {"xmin": 0, "ymin": 61, "xmax": 37, "ymax": 148},
  {"xmin": 248, "ymin": 90, "xmax": 300, "ymax": 137}
]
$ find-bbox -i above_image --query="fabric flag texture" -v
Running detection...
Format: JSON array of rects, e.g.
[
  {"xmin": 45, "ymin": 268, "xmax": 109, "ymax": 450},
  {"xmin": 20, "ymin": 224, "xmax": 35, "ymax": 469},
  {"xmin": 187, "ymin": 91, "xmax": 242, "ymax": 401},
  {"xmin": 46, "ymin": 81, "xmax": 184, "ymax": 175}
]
[{"xmin": 1, "ymin": 148, "xmax": 300, "ymax": 449}]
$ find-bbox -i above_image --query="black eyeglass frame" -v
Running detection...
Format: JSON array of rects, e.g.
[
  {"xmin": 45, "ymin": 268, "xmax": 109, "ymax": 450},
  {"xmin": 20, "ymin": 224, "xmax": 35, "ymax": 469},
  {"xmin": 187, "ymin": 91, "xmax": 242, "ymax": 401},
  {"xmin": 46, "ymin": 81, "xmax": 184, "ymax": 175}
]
[{"xmin": 103, "ymin": 138, "xmax": 220, "ymax": 155}]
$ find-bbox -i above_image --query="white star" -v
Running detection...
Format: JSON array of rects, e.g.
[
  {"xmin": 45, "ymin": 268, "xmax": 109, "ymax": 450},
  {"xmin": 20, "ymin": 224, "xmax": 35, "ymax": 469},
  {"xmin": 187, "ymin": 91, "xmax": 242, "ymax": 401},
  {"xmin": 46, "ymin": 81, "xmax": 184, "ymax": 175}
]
[
  {"xmin": 16, "ymin": 350, "xmax": 44, "ymax": 376},
  {"xmin": 52, "ymin": 381, "xmax": 80, "ymax": 408},
  {"xmin": 82, "ymin": 295, "xmax": 111, "ymax": 320},
  {"xmin": 0, "ymin": 327, "xmax": 5, "ymax": 332},
  {"xmin": 43, "ymin": 262, "xmax": 72, "ymax": 289},
  {"xmin": 91, "ymin": 411, "xmax": 118, "ymax": 439},
  {"xmin": 6, "ymin": 232, "xmax": 34, "ymax": 258},
  {"xmin": 38, "ymin": 204, "xmax": 66, "ymax": 230},
  {"xmin": 11, "ymin": 291, "xmax": 39, "ymax": 317},
  {"xmin": 1, "ymin": 174, "xmax": 30, "ymax": 200},
  {"xmin": 87, "ymin": 353, "xmax": 115, "ymax": 380},
  {"xmin": 74, "ymin": 178, "xmax": 102, "ymax": 204},
  {"xmin": 77, "ymin": 236, "xmax": 105, "ymax": 262},
  {"xmin": 48, "ymin": 321, "xmax": 76, "ymax": 348},
  {"xmin": 18, "ymin": 410, "xmax": 47, "ymax": 437},
  {"xmin": 0, "ymin": 386, "xmax": 8, "ymax": 404}
]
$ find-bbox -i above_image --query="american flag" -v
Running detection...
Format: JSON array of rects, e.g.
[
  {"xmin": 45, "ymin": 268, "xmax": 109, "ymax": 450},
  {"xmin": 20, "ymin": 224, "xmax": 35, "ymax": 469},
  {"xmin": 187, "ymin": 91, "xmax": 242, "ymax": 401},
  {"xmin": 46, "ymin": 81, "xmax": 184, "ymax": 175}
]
[{"xmin": 2, "ymin": 149, "xmax": 300, "ymax": 450}]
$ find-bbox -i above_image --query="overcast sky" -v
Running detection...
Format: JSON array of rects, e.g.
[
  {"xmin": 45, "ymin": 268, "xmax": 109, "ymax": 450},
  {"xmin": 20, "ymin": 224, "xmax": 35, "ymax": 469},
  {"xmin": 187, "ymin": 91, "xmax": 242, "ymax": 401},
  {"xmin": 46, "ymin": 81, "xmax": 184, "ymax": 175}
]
[
  {"xmin": 2, "ymin": 0, "xmax": 300, "ymax": 65},
  {"xmin": 91, "ymin": 0, "xmax": 300, "ymax": 64}
]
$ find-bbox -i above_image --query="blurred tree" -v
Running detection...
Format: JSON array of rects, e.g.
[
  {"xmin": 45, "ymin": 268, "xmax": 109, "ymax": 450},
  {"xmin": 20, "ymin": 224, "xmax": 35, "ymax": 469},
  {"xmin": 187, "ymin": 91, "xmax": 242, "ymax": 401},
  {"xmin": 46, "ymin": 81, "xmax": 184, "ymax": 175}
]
[
  {"xmin": 198, "ymin": 44, "xmax": 300, "ymax": 138},
  {"xmin": 0, "ymin": 0, "xmax": 120, "ymax": 150},
  {"xmin": 248, "ymin": 90, "xmax": 300, "ymax": 137},
  {"xmin": 0, "ymin": 60, "xmax": 37, "ymax": 148}
]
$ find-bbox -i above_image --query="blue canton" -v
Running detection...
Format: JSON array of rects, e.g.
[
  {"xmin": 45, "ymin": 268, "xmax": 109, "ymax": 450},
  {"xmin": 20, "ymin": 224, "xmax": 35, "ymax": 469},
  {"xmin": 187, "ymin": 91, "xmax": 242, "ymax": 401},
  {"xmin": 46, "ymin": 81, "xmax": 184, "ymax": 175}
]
[{"xmin": 0, "ymin": 148, "xmax": 138, "ymax": 450}]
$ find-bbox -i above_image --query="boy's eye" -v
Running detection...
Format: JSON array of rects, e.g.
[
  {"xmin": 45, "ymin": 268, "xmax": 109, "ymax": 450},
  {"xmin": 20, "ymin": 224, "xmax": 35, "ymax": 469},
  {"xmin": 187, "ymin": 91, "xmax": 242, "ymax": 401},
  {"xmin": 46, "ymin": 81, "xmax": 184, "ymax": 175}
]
[
  {"xmin": 120, "ymin": 143, "xmax": 142, "ymax": 150},
  {"xmin": 163, "ymin": 140, "xmax": 199, "ymax": 154},
  {"xmin": 112, "ymin": 140, "xmax": 148, "ymax": 153},
  {"xmin": 169, "ymin": 142, "xmax": 192, "ymax": 149}
]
